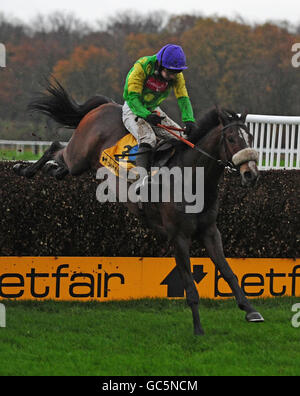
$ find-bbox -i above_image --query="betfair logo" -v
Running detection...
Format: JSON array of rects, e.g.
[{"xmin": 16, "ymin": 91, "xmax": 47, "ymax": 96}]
[{"xmin": 0, "ymin": 264, "xmax": 124, "ymax": 299}]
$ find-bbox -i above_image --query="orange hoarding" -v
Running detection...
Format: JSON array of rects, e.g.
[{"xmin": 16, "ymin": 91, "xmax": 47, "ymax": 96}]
[{"xmin": 0, "ymin": 257, "xmax": 299, "ymax": 301}]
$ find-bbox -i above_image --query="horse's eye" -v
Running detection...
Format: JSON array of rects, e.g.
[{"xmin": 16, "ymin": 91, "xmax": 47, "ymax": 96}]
[{"xmin": 228, "ymin": 137, "xmax": 235, "ymax": 143}]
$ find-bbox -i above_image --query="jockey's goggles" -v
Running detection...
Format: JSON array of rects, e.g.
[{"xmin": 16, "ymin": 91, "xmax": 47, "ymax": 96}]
[{"xmin": 164, "ymin": 68, "xmax": 183, "ymax": 75}]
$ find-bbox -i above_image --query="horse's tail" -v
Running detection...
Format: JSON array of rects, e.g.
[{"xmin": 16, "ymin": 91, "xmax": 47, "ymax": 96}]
[{"xmin": 28, "ymin": 76, "xmax": 113, "ymax": 129}]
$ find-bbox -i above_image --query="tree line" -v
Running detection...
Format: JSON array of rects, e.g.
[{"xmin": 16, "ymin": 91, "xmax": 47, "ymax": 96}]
[{"xmin": 0, "ymin": 11, "xmax": 300, "ymax": 140}]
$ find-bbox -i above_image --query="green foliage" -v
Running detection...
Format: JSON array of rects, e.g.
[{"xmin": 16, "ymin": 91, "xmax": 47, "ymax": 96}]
[{"xmin": 0, "ymin": 12, "xmax": 300, "ymax": 141}]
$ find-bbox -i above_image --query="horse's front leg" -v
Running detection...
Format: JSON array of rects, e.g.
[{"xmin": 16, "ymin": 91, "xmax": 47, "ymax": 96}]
[
  {"xmin": 174, "ymin": 234, "xmax": 205, "ymax": 335},
  {"xmin": 202, "ymin": 224, "xmax": 264, "ymax": 322}
]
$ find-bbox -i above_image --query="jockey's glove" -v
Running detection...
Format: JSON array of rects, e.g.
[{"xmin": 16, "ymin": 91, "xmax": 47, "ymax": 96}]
[
  {"xmin": 184, "ymin": 121, "xmax": 197, "ymax": 136},
  {"xmin": 145, "ymin": 113, "xmax": 165, "ymax": 126}
]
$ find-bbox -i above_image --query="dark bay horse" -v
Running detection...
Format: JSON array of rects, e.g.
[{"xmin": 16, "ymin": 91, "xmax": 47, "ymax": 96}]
[{"xmin": 14, "ymin": 79, "xmax": 264, "ymax": 335}]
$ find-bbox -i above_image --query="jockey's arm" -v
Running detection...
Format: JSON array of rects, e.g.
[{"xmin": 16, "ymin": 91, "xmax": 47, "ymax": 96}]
[
  {"xmin": 173, "ymin": 73, "xmax": 195, "ymax": 123},
  {"xmin": 125, "ymin": 63, "xmax": 152, "ymax": 119}
]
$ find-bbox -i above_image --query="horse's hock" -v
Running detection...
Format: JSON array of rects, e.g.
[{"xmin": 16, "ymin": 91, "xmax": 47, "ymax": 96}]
[{"xmin": 0, "ymin": 162, "xmax": 299, "ymax": 258}]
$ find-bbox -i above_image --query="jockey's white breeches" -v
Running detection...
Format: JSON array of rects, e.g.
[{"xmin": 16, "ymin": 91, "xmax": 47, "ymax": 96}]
[{"xmin": 122, "ymin": 102, "xmax": 186, "ymax": 148}]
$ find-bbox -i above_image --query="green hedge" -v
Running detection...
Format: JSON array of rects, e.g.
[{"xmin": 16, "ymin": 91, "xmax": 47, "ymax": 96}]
[{"xmin": 0, "ymin": 162, "xmax": 299, "ymax": 258}]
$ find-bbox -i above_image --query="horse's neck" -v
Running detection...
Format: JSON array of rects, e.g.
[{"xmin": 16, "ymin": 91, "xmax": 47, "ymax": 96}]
[
  {"xmin": 183, "ymin": 126, "xmax": 222, "ymax": 167},
  {"xmin": 182, "ymin": 125, "xmax": 225, "ymax": 192}
]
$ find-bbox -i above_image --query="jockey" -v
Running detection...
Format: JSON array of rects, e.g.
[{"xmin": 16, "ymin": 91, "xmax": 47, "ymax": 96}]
[{"xmin": 122, "ymin": 44, "xmax": 196, "ymax": 184}]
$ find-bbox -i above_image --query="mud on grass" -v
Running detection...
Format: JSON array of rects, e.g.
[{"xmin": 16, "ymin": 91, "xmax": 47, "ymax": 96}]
[{"xmin": 0, "ymin": 297, "xmax": 299, "ymax": 376}]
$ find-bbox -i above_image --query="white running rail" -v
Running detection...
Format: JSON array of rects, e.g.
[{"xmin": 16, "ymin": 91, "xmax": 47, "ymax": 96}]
[
  {"xmin": 0, "ymin": 140, "xmax": 67, "ymax": 156},
  {"xmin": 246, "ymin": 114, "xmax": 300, "ymax": 170},
  {"xmin": 0, "ymin": 114, "xmax": 300, "ymax": 170}
]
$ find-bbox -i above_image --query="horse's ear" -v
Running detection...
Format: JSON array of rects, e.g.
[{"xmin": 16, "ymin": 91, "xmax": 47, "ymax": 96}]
[
  {"xmin": 240, "ymin": 110, "xmax": 248, "ymax": 123},
  {"xmin": 215, "ymin": 106, "xmax": 227, "ymax": 125}
]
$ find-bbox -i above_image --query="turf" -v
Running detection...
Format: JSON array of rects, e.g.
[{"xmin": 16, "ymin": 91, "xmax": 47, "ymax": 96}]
[
  {"xmin": 0, "ymin": 149, "xmax": 41, "ymax": 161},
  {"xmin": 0, "ymin": 297, "xmax": 299, "ymax": 376}
]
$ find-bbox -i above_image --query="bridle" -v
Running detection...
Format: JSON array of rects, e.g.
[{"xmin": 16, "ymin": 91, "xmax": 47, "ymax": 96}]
[
  {"xmin": 157, "ymin": 120, "xmax": 253, "ymax": 172},
  {"xmin": 217, "ymin": 121, "xmax": 253, "ymax": 172}
]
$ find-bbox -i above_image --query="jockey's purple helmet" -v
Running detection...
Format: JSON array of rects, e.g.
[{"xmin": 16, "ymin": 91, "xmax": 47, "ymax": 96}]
[{"xmin": 156, "ymin": 44, "xmax": 187, "ymax": 71}]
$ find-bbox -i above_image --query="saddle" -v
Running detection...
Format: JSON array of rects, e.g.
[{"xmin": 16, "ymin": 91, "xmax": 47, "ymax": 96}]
[
  {"xmin": 152, "ymin": 138, "xmax": 178, "ymax": 167},
  {"xmin": 99, "ymin": 133, "xmax": 177, "ymax": 178}
]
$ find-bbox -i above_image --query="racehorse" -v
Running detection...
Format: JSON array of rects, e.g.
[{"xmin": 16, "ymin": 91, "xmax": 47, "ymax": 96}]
[{"xmin": 14, "ymin": 79, "xmax": 264, "ymax": 335}]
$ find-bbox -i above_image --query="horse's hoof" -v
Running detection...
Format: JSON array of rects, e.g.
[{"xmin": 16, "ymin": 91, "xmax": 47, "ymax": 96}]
[
  {"xmin": 13, "ymin": 163, "xmax": 24, "ymax": 175},
  {"xmin": 194, "ymin": 327, "xmax": 205, "ymax": 336},
  {"xmin": 43, "ymin": 160, "xmax": 58, "ymax": 174},
  {"xmin": 13, "ymin": 163, "xmax": 34, "ymax": 177},
  {"xmin": 55, "ymin": 168, "xmax": 69, "ymax": 180},
  {"xmin": 246, "ymin": 311, "xmax": 264, "ymax": 323}
]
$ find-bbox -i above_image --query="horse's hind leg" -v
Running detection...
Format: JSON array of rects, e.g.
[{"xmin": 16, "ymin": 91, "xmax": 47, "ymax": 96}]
[
  {"xmin": 13, "ymin": 141, "xmax": 63, "ymax": 178},
  {"xmin": 43, "ymin": 146, "xmax": 69, "ymax": 179}
]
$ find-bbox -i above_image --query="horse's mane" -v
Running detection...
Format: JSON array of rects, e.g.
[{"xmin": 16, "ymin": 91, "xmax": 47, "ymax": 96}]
[
  {"xmin": 187, "ymin": 108, "xmax": 220, "ymax": 144},
  {"xmin": 188, "ymin": 107, "xmax": 241, "ymax": 145}
]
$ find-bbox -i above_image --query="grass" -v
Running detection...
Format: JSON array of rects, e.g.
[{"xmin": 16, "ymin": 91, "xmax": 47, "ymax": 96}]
[
  {"xmin": 0, "ymin": 149, "xmax": 41, "ymax": 161},
  {"xmin": 0, "ymin": 297, "xmax": 299, "ymax": 376},
  {"xmin": 261, "ymin": 158, "xmax": 298, "ymax": 167}
]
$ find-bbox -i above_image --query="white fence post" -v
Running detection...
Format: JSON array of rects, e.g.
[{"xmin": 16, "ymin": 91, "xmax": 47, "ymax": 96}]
[
  {"xmin": 276, "ymin": 124, "xmax": 283, "ymax": 168},
  {"xmin": 297, "ymin": 127, "xmax": 300, "ymax": 168}
]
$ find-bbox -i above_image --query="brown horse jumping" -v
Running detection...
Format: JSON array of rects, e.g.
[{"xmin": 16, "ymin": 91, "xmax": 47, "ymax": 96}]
[{"xmin": 14, "ymin": 79, "xmax": 264, "ymax": 335}]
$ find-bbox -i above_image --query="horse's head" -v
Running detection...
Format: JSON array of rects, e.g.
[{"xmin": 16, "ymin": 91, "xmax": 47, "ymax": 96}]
[{"xmin": 216, "ymin": 109, "xmax": 259, "ymax": 187}]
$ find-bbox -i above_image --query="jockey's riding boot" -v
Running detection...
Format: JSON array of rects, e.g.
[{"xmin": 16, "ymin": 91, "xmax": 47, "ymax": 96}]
[{"xmin": 135, "ymin": 143, "xmax": 153, "ymax": 193}]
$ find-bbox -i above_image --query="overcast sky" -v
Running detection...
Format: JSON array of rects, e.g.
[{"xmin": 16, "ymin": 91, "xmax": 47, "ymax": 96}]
[{"xmin": 1, "ymin": 0, "xmax": 300, "ymax": 26}]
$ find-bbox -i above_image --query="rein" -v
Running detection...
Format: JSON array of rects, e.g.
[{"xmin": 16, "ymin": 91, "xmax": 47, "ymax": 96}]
[
  {"xmin": 114, "ymin": 121, "xmax": 250, "ymax": 173},
  {"xmin": 156, "ymin": 124, "xmax": 238, "ymax": 171}
]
